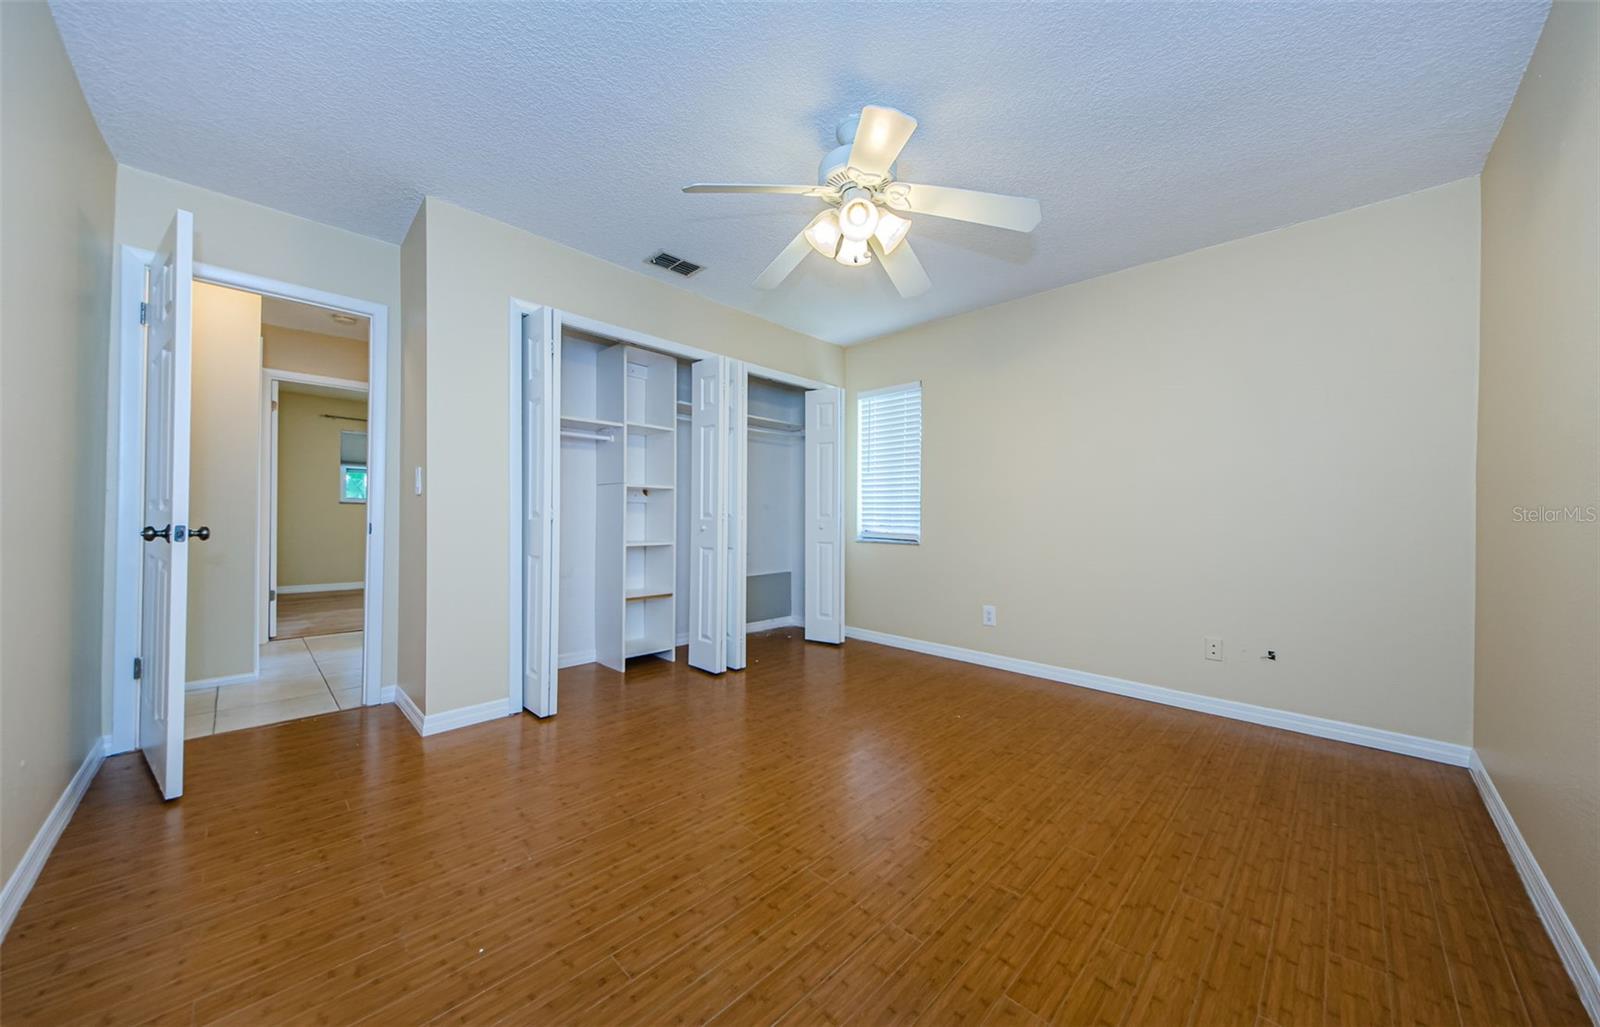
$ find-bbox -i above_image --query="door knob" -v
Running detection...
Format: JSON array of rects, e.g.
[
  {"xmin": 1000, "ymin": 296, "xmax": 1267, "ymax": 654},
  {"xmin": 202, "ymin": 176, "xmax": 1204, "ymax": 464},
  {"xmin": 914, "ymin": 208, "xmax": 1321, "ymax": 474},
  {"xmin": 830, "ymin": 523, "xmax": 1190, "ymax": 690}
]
[
  {"xmin": 192, "ymin": 526, "xmax": 211, "ymax": 541},
  {"xmin": 140, "ymin": 524, "xmax": 171, "ymax": 543}
]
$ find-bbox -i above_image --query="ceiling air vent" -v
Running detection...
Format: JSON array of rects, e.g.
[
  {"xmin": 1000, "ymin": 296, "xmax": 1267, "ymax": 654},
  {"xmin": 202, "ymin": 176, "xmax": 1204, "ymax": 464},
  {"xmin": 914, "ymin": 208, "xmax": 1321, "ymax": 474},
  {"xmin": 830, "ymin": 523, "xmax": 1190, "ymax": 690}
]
[{"xmin": 648, "ymin": 252, "xmax": 703, "ymax": 277}]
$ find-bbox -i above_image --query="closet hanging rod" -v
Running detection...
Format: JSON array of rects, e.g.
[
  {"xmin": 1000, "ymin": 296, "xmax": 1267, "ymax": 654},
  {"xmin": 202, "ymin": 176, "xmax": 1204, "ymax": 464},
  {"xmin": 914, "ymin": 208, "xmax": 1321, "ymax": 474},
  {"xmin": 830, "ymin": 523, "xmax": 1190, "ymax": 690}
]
[{"xmin": 560, "ymin": 428, "xmax": 615, "ymax": 442}]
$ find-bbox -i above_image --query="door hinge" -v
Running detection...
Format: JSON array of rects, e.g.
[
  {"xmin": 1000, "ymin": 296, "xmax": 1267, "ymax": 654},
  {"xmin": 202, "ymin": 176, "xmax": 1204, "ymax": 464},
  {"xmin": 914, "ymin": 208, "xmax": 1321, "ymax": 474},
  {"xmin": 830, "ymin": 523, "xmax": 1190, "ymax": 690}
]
[
  {"xmin": 269, "ymin": 589, "xmax": 276, "ymax": 601},
  {"xmin": 132, "ymin": 656, "xmax": 142, "ymax": 680},
  {"xmin": 139, "ymin": 301, "xmax": 148, "ymax": 326}
]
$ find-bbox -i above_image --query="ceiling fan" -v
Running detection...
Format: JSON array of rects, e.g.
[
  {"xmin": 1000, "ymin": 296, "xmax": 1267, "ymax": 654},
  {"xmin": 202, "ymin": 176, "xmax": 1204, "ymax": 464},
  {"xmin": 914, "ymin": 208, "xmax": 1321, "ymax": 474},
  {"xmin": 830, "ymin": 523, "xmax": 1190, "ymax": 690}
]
[{"xmin": 683, "ymin": 106, "xmax": 1042, "ymax": 298}]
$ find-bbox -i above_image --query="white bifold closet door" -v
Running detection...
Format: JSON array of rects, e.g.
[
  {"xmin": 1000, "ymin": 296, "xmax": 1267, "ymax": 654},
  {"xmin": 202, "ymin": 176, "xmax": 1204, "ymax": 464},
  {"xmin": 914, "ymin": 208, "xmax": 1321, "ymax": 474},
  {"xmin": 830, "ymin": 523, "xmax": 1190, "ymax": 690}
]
[
  {"xmin": 687, "ymin": 357, "xmax": 726, "ymax": 673},
  {"xmin": 803, "ymin": 389, "xmax": 845, "ymax": 644},
  {"xmin": 725, "ymin": 362, "xmax": 749, "ymax": 670},
  {"xmin": 522, "ymin": 309, "xmax": 559, "ymax": 716}
]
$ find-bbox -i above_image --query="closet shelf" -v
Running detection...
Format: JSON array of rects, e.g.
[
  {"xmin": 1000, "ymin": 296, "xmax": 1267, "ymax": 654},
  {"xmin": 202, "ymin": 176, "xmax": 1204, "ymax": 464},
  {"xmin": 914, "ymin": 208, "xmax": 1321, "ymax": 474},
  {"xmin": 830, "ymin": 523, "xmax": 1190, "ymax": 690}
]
[
  {"xmin": 561, "ymin": 415, "xmax": 623, "ymax": 432},
  {"xmin": 748, "ymin": 414, "xmax": 803, "ymax": 433},
  {"xmin": 627, "ymin": 481, "xmax": 674, "ymax": 491},
  {"xmin": 626, "ymin": 420, "xmax": 675, "ymax": 434}
]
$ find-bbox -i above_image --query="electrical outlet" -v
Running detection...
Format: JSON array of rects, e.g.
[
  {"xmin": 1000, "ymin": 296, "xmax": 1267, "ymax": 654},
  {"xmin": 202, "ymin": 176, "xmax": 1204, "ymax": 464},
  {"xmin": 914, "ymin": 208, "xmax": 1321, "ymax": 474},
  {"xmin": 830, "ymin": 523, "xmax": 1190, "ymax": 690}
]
[
  {"xmin": 982, "ymin": 604, "xmax": 997, "ymax": 627},
  {"xmin": 1204, "ymin": 636, "xmax": 1223, "ymax": 662}
]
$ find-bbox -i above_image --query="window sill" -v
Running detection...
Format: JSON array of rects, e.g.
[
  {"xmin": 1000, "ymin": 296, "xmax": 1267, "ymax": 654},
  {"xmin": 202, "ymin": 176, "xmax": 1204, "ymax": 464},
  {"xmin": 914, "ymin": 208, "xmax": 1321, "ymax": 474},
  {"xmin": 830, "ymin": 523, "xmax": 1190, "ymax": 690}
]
[{"xmin": 856, "ymin": 536, "xmax": 919, "ymax": 545}]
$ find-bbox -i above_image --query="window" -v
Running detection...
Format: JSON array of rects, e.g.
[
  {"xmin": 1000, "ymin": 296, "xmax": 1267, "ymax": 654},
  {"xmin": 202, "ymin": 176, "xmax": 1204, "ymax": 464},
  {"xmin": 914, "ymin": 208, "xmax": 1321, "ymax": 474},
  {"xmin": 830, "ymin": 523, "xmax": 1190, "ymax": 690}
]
[
  {"xmin": 339, "ymin": 430, "xmax": 368, "ymax": 504},
  {"xmin": 857, "ymin": 382, "xmax": 922, "ymax": 543}
]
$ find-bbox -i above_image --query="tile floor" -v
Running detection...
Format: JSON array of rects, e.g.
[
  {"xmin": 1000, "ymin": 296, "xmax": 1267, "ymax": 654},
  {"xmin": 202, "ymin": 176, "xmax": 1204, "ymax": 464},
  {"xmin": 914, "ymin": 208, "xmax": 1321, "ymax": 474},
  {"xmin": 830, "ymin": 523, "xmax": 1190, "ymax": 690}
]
[{"xmin": 186, "ymin": 632, "xmax": 363, "ymax": 737}]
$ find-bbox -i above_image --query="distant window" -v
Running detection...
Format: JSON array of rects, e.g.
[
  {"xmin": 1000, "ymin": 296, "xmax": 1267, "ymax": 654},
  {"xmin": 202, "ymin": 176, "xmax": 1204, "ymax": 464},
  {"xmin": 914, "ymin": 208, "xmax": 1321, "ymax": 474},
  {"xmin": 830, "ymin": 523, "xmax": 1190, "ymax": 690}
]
[
  {"xmin": 339, "ymin": 430, "xmax": 368, "ymax": 504},
  {"xmin": 856, "ymin": 383, "xmax": 921, "ymax": 543}
]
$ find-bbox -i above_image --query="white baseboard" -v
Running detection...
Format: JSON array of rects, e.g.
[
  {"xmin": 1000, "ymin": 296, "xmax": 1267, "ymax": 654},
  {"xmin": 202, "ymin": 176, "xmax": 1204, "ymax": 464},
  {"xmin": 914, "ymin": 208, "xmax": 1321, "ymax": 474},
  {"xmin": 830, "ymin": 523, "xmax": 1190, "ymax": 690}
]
[
  {"xmin": 748, "ymin": 616, "xmax": 801, "ymax": 633},
  {"xmin": 1469, "ymin": 752, "xmax": 1600, "ymax": 1023},
  {"xmin": 276, "ymin": 582, "xmax": 363, "ymax": 595},
  {"xmin": 391, "ymin": 684, "xmax": 425, "ymax": 734},
  {"xmin": 423, "ymin": 698, "xmax": 517, "ymax": 735},
  {"xmin": 558, "ymin": 649, "xmax": 596, "ymax": 669},
  {"xmin": 379, "ymin": 684, "xmax": 397, "ymax": 704},
  {"xmin": 1, "ymin": 735, "xmax": 108, "ymax": 941},
  {"xmin": 388, "ymin": 684, "xmax": 516, "ymax": 737},
  {"xmin": 844, "ymin": 626, "xmax": 1472, "ymax": 767},
  {"xmin": 186, "ymin": 671, "xmax": 258, "ymax": 692}
]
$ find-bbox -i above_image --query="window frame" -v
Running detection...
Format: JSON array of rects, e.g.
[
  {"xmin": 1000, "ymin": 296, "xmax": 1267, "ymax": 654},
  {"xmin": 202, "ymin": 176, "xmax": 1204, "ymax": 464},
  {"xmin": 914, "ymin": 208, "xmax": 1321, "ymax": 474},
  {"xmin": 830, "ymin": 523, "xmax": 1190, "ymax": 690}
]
[{"xmin": 855, "ymin": 381, "xmax": 923, "ymax": 545}]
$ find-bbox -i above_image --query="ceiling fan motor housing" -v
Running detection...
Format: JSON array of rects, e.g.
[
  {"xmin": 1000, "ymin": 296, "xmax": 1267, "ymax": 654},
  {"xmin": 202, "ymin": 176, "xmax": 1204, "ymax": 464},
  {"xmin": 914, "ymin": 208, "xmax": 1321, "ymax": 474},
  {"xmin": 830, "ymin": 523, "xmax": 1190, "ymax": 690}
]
[{"xmin": 818, "ymin": 114, "xmax": 895, "ymax": 189}]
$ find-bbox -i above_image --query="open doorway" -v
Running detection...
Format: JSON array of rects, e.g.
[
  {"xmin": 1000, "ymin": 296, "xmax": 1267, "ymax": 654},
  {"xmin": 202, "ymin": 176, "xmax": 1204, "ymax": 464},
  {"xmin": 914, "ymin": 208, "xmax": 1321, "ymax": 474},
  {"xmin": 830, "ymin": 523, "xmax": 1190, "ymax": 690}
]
[
  {"xmin": 180, "ymin": 286, "xmax": 371, "ymax": 738},
  {"xmin": 110, "ymin": 215, "xmax": 390, "ymax": 797}
]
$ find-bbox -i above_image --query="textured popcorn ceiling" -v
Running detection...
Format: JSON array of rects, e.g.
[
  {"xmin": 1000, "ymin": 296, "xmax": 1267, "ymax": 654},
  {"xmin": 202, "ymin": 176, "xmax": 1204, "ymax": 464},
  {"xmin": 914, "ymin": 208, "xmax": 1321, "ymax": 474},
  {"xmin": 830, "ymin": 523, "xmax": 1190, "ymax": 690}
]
[{"xmin": 52, "ymin": 1, "xmax": 1546, "ymax": 345}]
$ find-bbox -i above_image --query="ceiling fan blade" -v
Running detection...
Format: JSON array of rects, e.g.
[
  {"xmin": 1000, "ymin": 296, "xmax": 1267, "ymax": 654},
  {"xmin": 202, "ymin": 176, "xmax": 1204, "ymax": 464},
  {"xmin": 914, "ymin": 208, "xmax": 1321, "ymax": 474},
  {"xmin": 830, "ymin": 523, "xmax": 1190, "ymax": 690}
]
[
  {"xmin": 848, "ymin": 106, "xmax": 918, "ymax": 178},
  {"xmin": 684, "ymin": 183, "xmax": 832, "ymax": 196},
  {"xmin": 870, "ymin": 237, "xmax": 932, "ymax": 298},
  {"xmin": 754, "ymin": 229, "xmax": 813, "ymax": 290},
  {"xmin": 890, "ymin": 183, "xmax": 1042, "ymax": 232}
]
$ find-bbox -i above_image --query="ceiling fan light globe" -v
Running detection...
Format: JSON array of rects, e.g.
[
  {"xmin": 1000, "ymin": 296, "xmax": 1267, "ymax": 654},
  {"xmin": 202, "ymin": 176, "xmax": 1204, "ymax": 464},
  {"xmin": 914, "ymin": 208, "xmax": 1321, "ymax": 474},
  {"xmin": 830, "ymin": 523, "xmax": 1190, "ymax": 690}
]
[
  {"xmin": 835, "ymin": 236, "xmax": 872, "ymax": 267},
  {"xmin": 838, "ymin": 189, "xmax": 880, "ymax": 242},
  {"xmin": 873, "ymin": 208, "xmax": 911, "ymax": 254},
  {"xmin": 804, "ymin": 210, "xmax": 843, "ymax": 258}
]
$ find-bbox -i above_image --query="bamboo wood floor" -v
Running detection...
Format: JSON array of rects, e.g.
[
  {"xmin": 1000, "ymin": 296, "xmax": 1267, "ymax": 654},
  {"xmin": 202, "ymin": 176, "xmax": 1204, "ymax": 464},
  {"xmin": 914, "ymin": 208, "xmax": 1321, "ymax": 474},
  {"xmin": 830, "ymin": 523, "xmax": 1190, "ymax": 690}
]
[
  {"xmin": 0, "ymin": 630, "xmax": 1586, "ymax": 1025},
  {"xmin": 273, "ymin": 589, "xmax": 364, "ymax": 640}
]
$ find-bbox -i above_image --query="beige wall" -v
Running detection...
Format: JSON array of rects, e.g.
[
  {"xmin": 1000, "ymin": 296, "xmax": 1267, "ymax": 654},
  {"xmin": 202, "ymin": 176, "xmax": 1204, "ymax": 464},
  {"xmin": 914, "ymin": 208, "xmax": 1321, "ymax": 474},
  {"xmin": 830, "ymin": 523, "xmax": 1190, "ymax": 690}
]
[
  {"xmin": 397, "ymin": 209, "xmax": 427, "ymax": 709},
  {"xmin": 112, "ymin": 167, "xmax": 401, "ymax": 697},
  {"xmin": 407, "ymin": 198, "xmax": 844, "ymax": 714},
  {"xmin": 1477, "ymin": 0, "xmax": 1600, "ymax": 969},
  {"xmin": 277, "ymin": 392, "xmax": 368, "ymax": 588},
  {"xmin": 263, "ymin": 325, "xmax": 368, "ymax": 382},
  {"xmin": 845, "ymin": 178, "xmax": 1482, "ymax": 745},
  {"xmin": 187, "ymin": 283, "xmax": 262, "ymax": 682},
  {"xmin": 0, "ymin": 2, "xmax": 117, "ymax": 882}
]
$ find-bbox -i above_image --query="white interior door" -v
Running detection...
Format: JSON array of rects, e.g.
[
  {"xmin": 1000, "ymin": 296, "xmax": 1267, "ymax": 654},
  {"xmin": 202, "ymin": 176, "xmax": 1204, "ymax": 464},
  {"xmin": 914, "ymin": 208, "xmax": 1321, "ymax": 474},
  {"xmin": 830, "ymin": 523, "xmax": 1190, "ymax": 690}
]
[
  {"xmin": 138, "ymin": 210, "xmax": 194, "ymax": 799},
  {"xmin": 688, "ymin": 357, "xmax": 727, "ymax": 673},
  {"xmin": 726, "ymin": 361, "xmax": 748, "ymax": 670},
  {"xmin": 803, "ymin": 388, "xmax": 845, "ymax": 644},
  {"xmin": 266, "ymin": 378, "xmax": 280, "ymax": 639},
  {"xmin": 523, "ymin": 309, "xmax": 559, "ymax": 716}
]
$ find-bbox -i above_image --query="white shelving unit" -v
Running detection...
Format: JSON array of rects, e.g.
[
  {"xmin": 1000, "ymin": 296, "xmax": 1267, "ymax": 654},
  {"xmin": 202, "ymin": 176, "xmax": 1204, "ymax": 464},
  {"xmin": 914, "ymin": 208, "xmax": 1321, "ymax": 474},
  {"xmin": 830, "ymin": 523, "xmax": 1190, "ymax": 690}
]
[
  {"xmin": 613, "ymin": 345, "xmax": 678, "ymax": 666},
  {"xmin": 562, "ymin": 339, "xmax": 679, "ymax": 670}
]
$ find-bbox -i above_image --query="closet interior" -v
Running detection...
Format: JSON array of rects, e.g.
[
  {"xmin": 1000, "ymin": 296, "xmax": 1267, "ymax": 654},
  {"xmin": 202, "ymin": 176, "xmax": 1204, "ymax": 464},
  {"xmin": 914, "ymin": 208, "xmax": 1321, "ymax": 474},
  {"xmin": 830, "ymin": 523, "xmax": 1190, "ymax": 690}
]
[
  {"xmin": 743, "ymin": 375, "xmax": 807, "ymax": 635},
  {"xmin": 557, "ymin": 328, "xmax": 692, "ymax": 671}
]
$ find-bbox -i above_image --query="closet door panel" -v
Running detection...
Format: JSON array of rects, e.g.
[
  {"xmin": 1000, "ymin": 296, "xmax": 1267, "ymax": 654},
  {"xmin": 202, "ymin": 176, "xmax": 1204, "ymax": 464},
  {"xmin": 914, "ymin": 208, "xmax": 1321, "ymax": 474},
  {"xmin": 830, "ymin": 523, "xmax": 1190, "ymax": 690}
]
[
  {"xmin": 726, "ymin": 362, "xmax": 748, "ymax": 670},
  {"xmin": 523, "ymin": 309, "xmax": 560, "ymax": 714},
  {"xmin": 688, "ymin": 357, "xmax": 727, "ymax": 673},
  {"xmin": 804, "ymin": 388, "xmax": 845, "ymax": 644}
]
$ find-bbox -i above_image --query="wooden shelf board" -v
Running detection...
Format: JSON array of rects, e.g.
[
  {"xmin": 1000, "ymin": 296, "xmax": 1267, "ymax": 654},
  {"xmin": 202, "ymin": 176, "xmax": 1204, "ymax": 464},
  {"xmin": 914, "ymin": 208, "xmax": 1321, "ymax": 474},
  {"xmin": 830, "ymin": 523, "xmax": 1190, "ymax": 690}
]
[
  {"xmin": 560, "ymin": 414, "xmax": 623, "ymax": 431},
  {"xmin": 624, "ymin": 590, "xmax": 673, "ymax": 601}
]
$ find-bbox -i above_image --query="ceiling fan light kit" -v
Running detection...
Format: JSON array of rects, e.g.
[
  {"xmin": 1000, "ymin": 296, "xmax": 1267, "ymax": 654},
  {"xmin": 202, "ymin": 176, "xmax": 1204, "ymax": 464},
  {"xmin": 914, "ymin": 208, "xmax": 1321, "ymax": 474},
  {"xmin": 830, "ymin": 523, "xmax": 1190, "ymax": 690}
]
[{"xmin": 684, "ymin": 105, "xmax": 1042, "ymax": 299}]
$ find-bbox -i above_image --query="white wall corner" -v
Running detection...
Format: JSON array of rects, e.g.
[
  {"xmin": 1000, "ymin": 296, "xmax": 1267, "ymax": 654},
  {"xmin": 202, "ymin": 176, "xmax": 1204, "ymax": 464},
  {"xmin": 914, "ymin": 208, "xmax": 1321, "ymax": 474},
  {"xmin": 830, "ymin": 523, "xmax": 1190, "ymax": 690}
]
[
  {"xmin": 1, "ymin": 735, "xmax": 109, "ymax": 941},
  {"xmin": 843, "ymin": 627, "xmax": 1472, "ymax": 767},
  {"xmin": 1468, "ymin": 752, "xmax": 1600, "ymax": 1025}
]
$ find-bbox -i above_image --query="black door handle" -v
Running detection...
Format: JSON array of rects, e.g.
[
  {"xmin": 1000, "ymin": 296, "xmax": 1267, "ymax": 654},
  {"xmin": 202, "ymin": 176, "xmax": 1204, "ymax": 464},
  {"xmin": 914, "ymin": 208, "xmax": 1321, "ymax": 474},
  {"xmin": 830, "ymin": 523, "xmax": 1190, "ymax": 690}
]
[
  {"xmin": 140, "ymin": 524, "xmax": 171, "ymax": 543},
  {"xmin": 192, "ymin": 526, "xmax": 211, "ymax": 541}
]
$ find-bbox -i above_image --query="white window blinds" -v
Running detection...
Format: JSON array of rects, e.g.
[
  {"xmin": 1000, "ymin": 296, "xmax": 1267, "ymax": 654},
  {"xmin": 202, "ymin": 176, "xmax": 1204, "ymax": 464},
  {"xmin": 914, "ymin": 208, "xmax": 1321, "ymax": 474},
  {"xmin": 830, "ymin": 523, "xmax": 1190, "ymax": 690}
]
[{"xmin": 857, "ymin": 382, "xmax": 922, "ymax": 543}]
